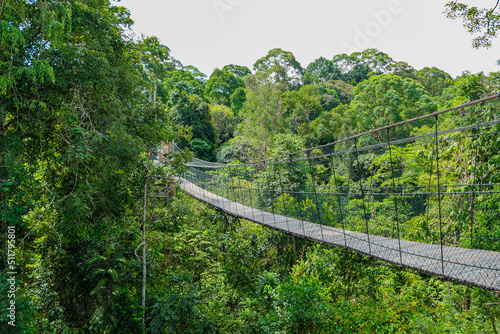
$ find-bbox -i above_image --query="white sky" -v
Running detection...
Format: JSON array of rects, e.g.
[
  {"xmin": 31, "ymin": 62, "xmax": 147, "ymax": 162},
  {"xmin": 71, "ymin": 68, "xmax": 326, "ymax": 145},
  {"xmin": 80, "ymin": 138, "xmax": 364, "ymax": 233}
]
[{"xmin": 118, "ymin": 0, "xmax": 500, "ymax": 78}]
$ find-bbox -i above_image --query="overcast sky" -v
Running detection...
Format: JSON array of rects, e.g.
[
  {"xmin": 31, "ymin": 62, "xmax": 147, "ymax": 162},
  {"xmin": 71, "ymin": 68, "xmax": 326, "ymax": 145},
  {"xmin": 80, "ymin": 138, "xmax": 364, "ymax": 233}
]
[{"xmin": 119, "ymin": 0, "xmax": 500, "ymax": 78}]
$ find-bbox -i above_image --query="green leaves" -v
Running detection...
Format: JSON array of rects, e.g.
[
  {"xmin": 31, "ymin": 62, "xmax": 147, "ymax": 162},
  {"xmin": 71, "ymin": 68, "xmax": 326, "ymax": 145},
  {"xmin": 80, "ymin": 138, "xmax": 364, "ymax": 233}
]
[
  {"xmin": 209, "ymin": 104, "xmax": 236, "ymax": 145},
  {"xmin": 204, "ymin": 68, "xmax": 245, "ymax": 107},
  {"xmin": 445, "ymin": 1, "xmax": 500, "ymax": 48},
  {"xmin": 253, "ymin": 48, "xmax": 304, "ymax": 90},
  {"xmin": 351, "ymin": 73, "xmax": 436, "ymax": 141}
]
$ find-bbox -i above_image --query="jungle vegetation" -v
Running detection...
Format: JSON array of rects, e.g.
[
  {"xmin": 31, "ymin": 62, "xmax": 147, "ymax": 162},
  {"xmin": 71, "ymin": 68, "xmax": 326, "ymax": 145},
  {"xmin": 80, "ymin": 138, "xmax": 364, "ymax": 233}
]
[{"xmin": 1, "ymin": 0, "xmax": 500, "ymax": 333}]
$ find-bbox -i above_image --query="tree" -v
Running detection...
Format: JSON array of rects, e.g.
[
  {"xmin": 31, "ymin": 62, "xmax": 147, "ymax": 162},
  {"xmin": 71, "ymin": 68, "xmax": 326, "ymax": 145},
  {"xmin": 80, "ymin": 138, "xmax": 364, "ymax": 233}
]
[
  {"xmin": 138, "ymin": 36, "xmax": 175, "ymax": 104},
  {"xmin": 209, "ymin": 104, "xmax": 236, "ymax": 145},
  {"xmin": 345, "ymin": 64, "xmax": 372, "ymax": 86},
  {"xmin": 170, "ymin": 83, "xmax": 217, "ymax": 160},
  {"xmin": 328, "ymin": 80, "xmax": 355, "ymax": 105},
  {"xmin": 307, "ymin": 106, "xmax": 348, "ymax": 146},
  {"xmin": 357, "ymin": 48, "xmax": 395, "ymax": 72},
  {"xmin": 414, "ymin": 67, "xmax": 453, "ymax": 97},
  {"xmin": 445, "ymin": 1, "xmax": 500, "ymax": 48},
  {"xmin": 230, "ymin": 87, "xmax": 247, "ymax": 115},
  {"xmin": 350, "ymin": 74, "xmax": 437, "ymax": 142},
  {"xmin": 283, "ymin": 84, "xmax": 323, "ymax": 135},
  {"xmin": 316, "ymin": 82, "xmax": 341, "ymax": 111},
  {"xmin": 238, "ymin": 74, "xmax": 287, "ymax": 158},
  {"xmin": 267, "ymin": 272, "xmax": 332, "ymax": 333},
  {"xmin": 303, "ymin": 57, "xmax": 342, "ymax": 84},
  {"xmin": 0, "ymin": 0, "xmax": 190, "ymax": 329},
  {"xmin": 163, "ymin": 69, "xmax": 205, "ymax": 98},
  {"xmin": 332, "ymin": 49, "xmax": 395, "ymax": 84},
  {"xmin": 257, "ymin": 133, "xmax": 308, "ymax": 195},
  {"xmin": 387, "ymin": 61, "xmax": 417, "ymax": 80},
  {"xmin": 216, "ymin": 136, "xmax": 257, "ymax": 163},
  {"xmin": 253, "ymin": 48, "xmax": 304, "ymax": 90},
  {"xmin": 222, "ymin": 64, "xmax": 252, "ymax": 78},
  {"xmin": 204, "ymin": 69, "xmax": 245, "ymax": 107},
  {"xmin": 183, "ymin": 65, "xmax": 208, "ymax": 85}
]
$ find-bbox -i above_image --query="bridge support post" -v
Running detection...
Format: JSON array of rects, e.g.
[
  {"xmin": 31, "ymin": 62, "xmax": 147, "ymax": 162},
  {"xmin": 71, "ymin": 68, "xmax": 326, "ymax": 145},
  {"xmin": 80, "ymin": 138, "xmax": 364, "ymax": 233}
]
[
  {"xmin": 330, "ymin": 153, "xmax": 348, "ymax": 248},
  {"xmin": 354, "ymin": 137, "xmax": 372, "ymax": 256},
  {"xmin": 306, "ymin": 152, "xmax": 325, "ymax": 242},
  {"xmin": 435, "ymin": 115, "xmax": 445, "ymax": 276},
  {"xmin": 387, "ymin": 128, "xmax": 403, "ymax": 266}
]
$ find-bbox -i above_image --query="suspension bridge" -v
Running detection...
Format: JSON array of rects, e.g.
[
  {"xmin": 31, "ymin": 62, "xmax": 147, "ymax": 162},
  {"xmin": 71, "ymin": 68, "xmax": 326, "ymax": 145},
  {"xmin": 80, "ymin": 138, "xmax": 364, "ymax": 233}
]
[{"xmin": 168, "ymin": 94, "xmax": 500, "ymax": 292}]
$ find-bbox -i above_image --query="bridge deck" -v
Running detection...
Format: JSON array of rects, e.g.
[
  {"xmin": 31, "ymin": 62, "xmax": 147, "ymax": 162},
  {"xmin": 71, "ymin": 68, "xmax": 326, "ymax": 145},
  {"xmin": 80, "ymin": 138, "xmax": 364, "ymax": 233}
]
[{"xmin": 180, "ymin": 178, "xmax": 500, "ymax": 292}]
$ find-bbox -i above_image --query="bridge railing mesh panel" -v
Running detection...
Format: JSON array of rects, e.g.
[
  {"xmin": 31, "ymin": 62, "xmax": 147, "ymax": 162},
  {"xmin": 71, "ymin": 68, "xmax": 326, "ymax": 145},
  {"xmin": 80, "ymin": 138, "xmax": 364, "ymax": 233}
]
[{"xmin": 178, "ymin": 94, "xmax": 500, "ymax": 291}]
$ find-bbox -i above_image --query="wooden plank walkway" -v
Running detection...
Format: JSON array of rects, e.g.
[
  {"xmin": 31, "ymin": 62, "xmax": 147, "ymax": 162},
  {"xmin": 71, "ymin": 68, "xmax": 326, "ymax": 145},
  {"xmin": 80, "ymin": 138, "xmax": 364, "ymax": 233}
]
[{"xmin": 180, "ymin": 178, "xmax": 500, "ymax": 292}]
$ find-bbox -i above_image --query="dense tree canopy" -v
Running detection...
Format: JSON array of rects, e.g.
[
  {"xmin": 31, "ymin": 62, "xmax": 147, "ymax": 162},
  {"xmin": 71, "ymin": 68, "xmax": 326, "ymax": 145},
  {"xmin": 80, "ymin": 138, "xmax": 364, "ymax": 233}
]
[
  {"xmin": 1, "ymin": 0, "xmax": 189, "ymax": 330},
  {"xmin": 170, "ymin": 83, "xmax": 217, "ymax": 160},
  {"xmin": 204, "ymin": 68, "xmax": 245, "ymax": 107},
  {"xmin": 415, "ymin": 67, "xmax": 453, "ymax": 97},
  {"xmin": 2, "ymin": 1, "xmax": 500, "ymax": 332},
  {"xmin": 332, "ymin": 49, "xmax": 395, "ymax": 84},
  {"xmin": 222, "ymin": 64, "xmax": 252, "ymax": 78},
  {"xmin": 253, "ymin": 48, "xmax": 304, "ymax": 90},
  {"xmin": 303, "ymin": 57, "xmax": 342, "ymax": 84},
  {"xmin": 350, "ymin": 74, "xmax": 437, "ymax": 142}
]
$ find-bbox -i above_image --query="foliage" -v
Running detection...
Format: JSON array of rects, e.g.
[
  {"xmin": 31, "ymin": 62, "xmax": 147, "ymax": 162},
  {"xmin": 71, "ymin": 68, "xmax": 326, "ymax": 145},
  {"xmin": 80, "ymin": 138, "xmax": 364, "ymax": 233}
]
[
  {"xmin": 415, "ymin": 67, "xmax": 453, "ymax": 97},
  {"xmin": 170, "ymin": 84, "xmax": 217, "ymax": 160},
  {"xmin": 253, "ymin": 48, "xmax": 304, "ymax": 90},
  {"xmin": 204, "ymin": 69, "xmax": 245, "ymax": 107},
  {"xmin": 284, "ymin": 84, "xmax": 323, "ymax": 135},
  {"xmin": 209, "ymin": 104, "xmax": 237, "ymax": 146},
  {"xmin": 316, "ymin": 82, "xmax": 341, "ymax": 111},
  {"xmin": 307, "ymin": 106, "xmax": 347, "ymax": 146},
  {"xmin": 238, "ymin": 74, "xmax": 287, "ymax": 158},
  {"xmin": 222, "ymin": 64, "xmax": 252, "ymax": 78},
  {"xmin": 329, "ymin": 79, "xmax": 355, "ymax": 105},
  {"xmin": 387, "ymin": 61, "xmax": 417, "ymax": 79},
  {"xmin": 350, "ymin": 73, "xmax": 437, "ymax": 141},
  {"xmin": 0, "ymin": 0, "xmax": 188, "ymax": 331},
  {"xmin": 303, "ymin": 57, "xmax": 342, "ymax": 84},
  {"xmin": 332, "ymin": 49, "xmax": 394, "ymax": 85},
  {"xmin": 217, "ymin": 136, "xmax": 258, "ymax": 163},
  {"xmin": 445, "ymin": 1, "xmax": 500, "ymax": 48},
  {"xmin": 3, "ymin": 1, "xmax": 500, "ymax": 332}
]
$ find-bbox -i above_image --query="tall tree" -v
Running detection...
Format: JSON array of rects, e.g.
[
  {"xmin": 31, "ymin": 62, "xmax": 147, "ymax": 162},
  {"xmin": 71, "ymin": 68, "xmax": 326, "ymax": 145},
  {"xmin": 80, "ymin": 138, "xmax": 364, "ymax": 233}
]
[
  {"xmin": 307, "ymin": 105, "xmax": 349, "ymax": 146},
  {"xmin": 316, "ymin": 82, "xmax": 341, "ymax": 111},
  {"xmin": 328, "ymin": 80, "xmax": 355, "ymax": 105},
  {"xmin": 0, "ymin": 0, "xmax": 188, "ymax": 329},
  {"xmin": 387, "ymin": 61, "xmax": 417, "ymax": 80},
  {"xmin": 415, "ymin": 67, "xmax": 453, "ymax": 97},
  {"xmin": 222, "ymin": 64, "xmax": 252, "ymax": 78},
  {"xmin": 350, "ymin": 74, "xmax": 437, "ymax": 142},
  {"xmin": 253, "ymin": 48, "xmax": 304, "ymax": 90},
  {"xmin": 138, "ymin": 36, "xmax": 175, "ymax": 104},
  {"xmin": 204, "ymin": 68, "xmax": 245, "ymax": 107},
  {"xmin": 303, "ymin": 57, "xmax": 342, "ymax": 84},
  {"xmin": 283, "ymin": 84, "xmax": 323, "ymax": 135},
  {"xmin": 170, "ymin": 83, "xmax": 217, "ymax": 160},
  {"xmin": 332, "ymin": 49, "xmax": 394, "ymax": 75},
  {"xmin": 238, "ymin": 74, "xmax": 287, "ymax": 158},
  {"xmin": 209, "ymin": 104, "xmax": 236, "ymax": 145}
]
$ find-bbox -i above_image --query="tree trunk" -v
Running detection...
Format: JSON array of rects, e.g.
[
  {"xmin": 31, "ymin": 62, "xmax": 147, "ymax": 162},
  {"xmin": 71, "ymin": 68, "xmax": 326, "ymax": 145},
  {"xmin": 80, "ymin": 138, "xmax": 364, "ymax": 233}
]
[
  {"xmin": 301, "ymin": 241, "xmax": 308, "ymax": 261},
  {"xmin": 292, "ymin": 236, "xmax": 297, "ymax": 266},
  {"xmin": 464, "ymin": 288, "xmax": 471, "ymax": 312},
  {"xmin": 489, "ymin": 309, "xmax": 498, "ymax": 334},
  {"xmin": 142, "ymin": 182, "xmax": 147, "ymax": 324}
]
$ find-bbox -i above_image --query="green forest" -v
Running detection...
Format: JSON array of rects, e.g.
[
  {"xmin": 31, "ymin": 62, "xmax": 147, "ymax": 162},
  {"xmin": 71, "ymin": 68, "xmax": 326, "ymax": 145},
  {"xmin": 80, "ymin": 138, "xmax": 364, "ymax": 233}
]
[{"xmin": 1, "ymin": 0, "xmax": 500, "ymax": 333}]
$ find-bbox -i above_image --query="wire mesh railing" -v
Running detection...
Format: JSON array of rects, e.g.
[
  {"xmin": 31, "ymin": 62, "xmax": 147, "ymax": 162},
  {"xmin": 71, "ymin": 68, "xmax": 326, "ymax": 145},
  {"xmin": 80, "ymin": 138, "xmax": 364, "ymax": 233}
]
[{"xmin": 179, "ymin": 93, "xmax": 500, "ymax": 291}]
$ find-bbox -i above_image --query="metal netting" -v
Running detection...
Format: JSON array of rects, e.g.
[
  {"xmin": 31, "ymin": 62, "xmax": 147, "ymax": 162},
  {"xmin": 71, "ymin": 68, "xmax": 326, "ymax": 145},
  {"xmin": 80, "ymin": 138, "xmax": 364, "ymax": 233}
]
[{"xmin": 177, "ymin": 93, "xmax": 500, "ymax": 292}]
